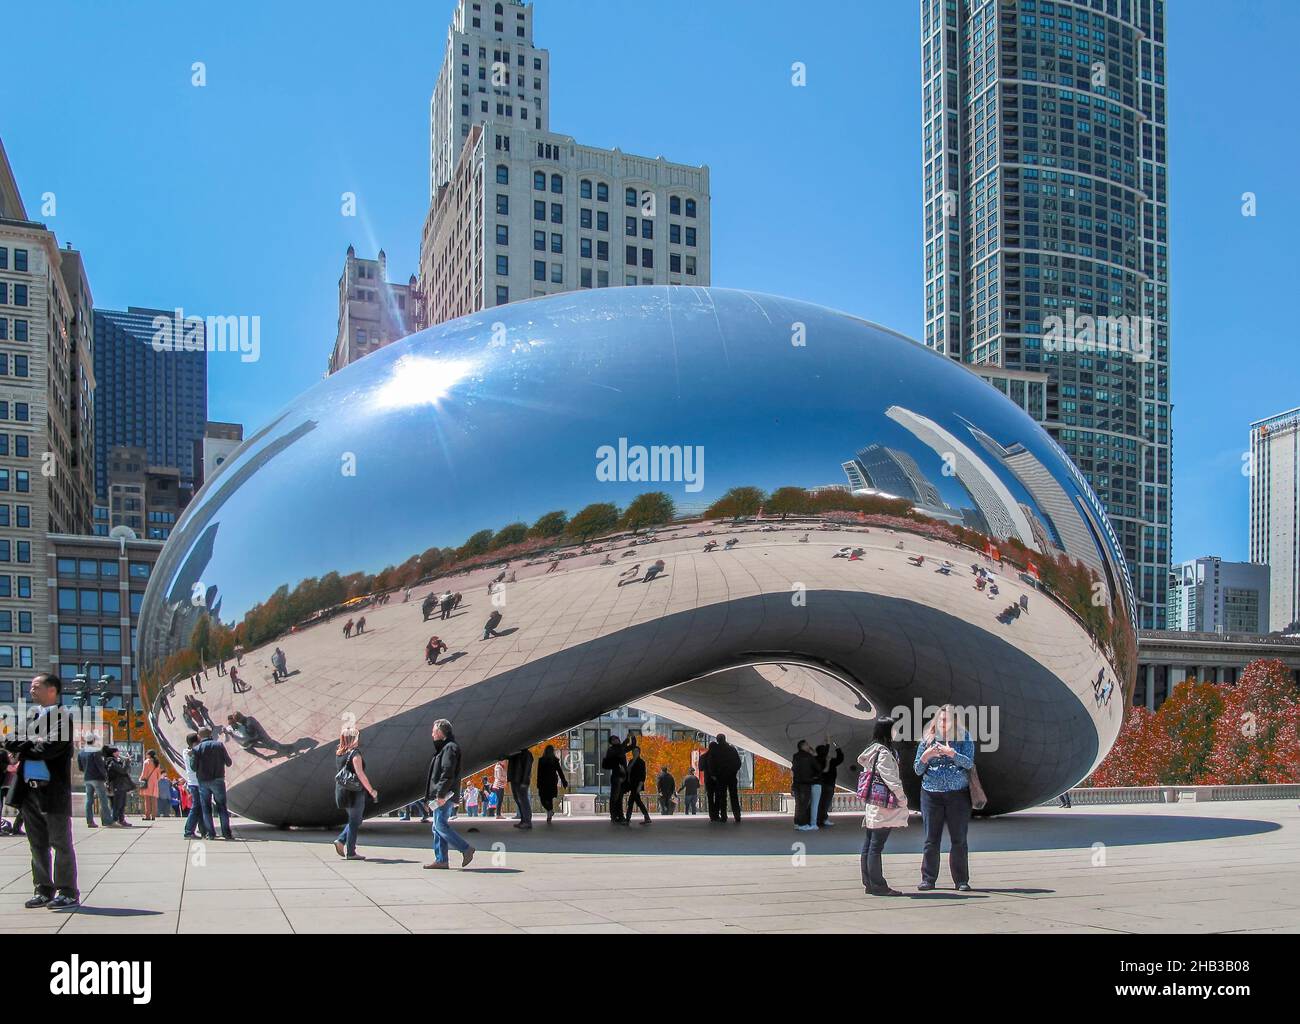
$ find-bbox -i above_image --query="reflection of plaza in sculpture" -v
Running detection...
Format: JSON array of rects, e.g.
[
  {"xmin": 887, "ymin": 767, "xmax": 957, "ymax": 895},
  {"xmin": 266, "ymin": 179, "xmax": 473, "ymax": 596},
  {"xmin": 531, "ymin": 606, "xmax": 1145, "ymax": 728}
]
[{"xmin": 136, "ymin": 287, "xmax": 1136, "ymax": 827}]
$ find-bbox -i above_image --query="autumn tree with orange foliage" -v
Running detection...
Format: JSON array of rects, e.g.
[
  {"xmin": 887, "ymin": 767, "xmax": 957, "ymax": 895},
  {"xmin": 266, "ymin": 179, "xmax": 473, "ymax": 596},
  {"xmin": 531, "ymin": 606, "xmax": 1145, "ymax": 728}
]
[
  {"xmin": 1153, "ymin": 679, "xmax": 1223, "ymax": 784},
  {"xmin": 1200, "ymin": 659, "xmax": 1300, "ymax": 785},
  {"xmin": 1085, "ymin": 705, "xmax": 1166, "ymax": 787}
]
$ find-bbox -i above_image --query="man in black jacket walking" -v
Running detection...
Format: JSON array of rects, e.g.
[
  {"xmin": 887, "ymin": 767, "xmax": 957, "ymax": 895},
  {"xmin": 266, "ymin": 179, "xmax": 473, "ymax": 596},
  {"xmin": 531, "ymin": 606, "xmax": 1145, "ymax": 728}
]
[
  {"xmin": 601, "ymin": 734, "xmax": 632, "ymax": 824},
  {"xmin": 506, "ymin": 746, "xmax": 534, "ymax": 829},
  {"xmin": 4, "ymin": 674, "xmax": 79, "ymax": 909},
  {"xmin": 425, "ymin": 718, "xmax": 474, "ymax": 869},
  {"xmin": 623, "ymin": 745, "xmax": 651, "ymax": 824}
]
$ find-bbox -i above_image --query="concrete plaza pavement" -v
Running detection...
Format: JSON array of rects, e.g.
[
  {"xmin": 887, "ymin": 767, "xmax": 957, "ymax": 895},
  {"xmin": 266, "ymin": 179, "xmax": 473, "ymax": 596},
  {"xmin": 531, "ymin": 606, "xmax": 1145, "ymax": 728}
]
[{"xmin": 2, "ymin": 800, "xmax": 1297, "ymax": 934}]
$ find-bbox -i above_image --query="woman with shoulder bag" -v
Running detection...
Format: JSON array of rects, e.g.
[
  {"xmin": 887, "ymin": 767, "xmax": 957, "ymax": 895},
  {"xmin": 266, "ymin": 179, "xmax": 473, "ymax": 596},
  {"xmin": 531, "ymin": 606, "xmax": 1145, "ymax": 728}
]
[
  {"xmin": 856, "ymin": 717, "xmax": 910, "ymax": 896},
  {"xmin": 333, "ymin": 727, "xmax": 378, "ymax": 860}
]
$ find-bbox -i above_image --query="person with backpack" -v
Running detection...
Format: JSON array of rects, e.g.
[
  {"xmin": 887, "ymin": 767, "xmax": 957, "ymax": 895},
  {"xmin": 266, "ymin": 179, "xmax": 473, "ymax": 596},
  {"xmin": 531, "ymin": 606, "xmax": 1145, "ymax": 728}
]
[
  {"xmin": 857, "ymin": 718, "xmax": 910, "ymax": 896},
  {"xmin": 333, "ymin": 726, "xmax": 378, "ymax": 860}
]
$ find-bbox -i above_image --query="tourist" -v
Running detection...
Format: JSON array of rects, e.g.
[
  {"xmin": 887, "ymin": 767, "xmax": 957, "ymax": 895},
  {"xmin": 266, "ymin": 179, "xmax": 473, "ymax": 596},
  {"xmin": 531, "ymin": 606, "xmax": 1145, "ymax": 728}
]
[
  {"xmin": 602, "ymin": 734, "xmax": 633, "ymax": 824},
  {"xmin": 105, "ymin": 747, "xmax": 136, "ymax": 826},
  {"xmin": 707, "ymin": 734, "xmax": 742, "ymax": 823},
  {"xmin": 913, "ymin": 704, "xmax": 975, "ymax": 891},
  {"xmin": 272, "ymin": 647, "xmax": 287, "ymax": 682},
  {"xmin": 356, "ymin": 616, "xmax": 367, "ymax": 634},
  {"xmin": 192, "ymin": 727, "xmax": 236, "ymax": 841},
  {"xmin": 535, "ymin": 745, "xmax": 568, "ymax": 824},
  {"xmin": 230, "ymin": 665, "xmax": 249, "ymax": 694},
  {"xmin": 482, "ymin": 609, "xmax": 504, "ymax": 640},
  {"xmin": 491, "ymin": 760, "xmax": 509, "ymax": 818},
  {"xmin": 507, "ymin": 746, "xmax": 534, "ymax": 829},
  {"xmin": 791, "ymin": 740, "xmax": 825, "ymax": 831},
  {"xmin": 343, "ymin": 618, "xmax": 354, "ymax": 639},
  {"xmin": 815, "ymin": 740, "xmax": 844, "ymax": 828},
  {"xmin": 333, "ymin": 726, "xmax": 378, "ymax": 860},
  {"xmin": 857, "ymin": 718, "xmax": 909, "ymax": 896},
  {"xmin": 425, "ymin": 635, "xmax": 448, "ymax": 665},
  {"xmin": 424, "ymin": 719, "xmax": 474, "ymax": 869},
  {"xmin": 3, "ymin": 674, "xmax": 79, "ymax": 909},
  {"xmin": 617, "ymin": 564, "xmax": 641, "ymax": 587},
  {"xmin": 698, "ymin": 745, "xmax": 717, "ymax": 820},
  {"xmin": 440, "ymin": 592, "xmax": 456, "ymax": 620},
  {"xmin": 462, "ymin": 779, "xmax": 481, "ymax": 817},
  {"xmin": 656, "ymin": 765, "xmax": 677, "ymax": 815},
  {"xmin": 77, "ymin": 734, "xmax": 110, "ymax": 829},
  {"xmin": 138, "ymin": 750, "xmax": 162, "ymax": 821},
  {"xmin": 422, "ymin": 594, "xmax": 437, "ymax": 621},
  {"xmin": 680, "ymin": 769, "xmax": 701, "ymax": 815},
  {"xmin": 623, "ymin": 745, "xmax": 651, "ymax": 824},
  {"xmin": 642, "ymin": 559, "xmax": 666, "ymax": 583},
  {"xmin": 181, "ymin": 733, "xmax": 211, "ymax": 839}
]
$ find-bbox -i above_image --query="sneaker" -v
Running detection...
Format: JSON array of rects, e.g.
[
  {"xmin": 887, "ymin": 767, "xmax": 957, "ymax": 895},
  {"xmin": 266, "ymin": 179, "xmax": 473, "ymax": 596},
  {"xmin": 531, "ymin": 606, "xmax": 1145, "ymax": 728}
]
[
  {"xmin": 461, "ymin": 847, "xmax": 475, "ymax": 868},
  {"xmin": 821, "ymin": 820, "xmax": 836, "ymax": 827},
  {"xmin": 956, "ymin": 882, "xmax": 973, "ymax": 892},
  {"xmin": 917, "ymin": 881, "xmax": 936, "ymax": 891},
  {"xmin": 48, "ymin": 894, "xmax": 80, "ymax": 910},
  {"xmin": 24, "ymin": 894, "xmax": 52, "ymax": 909}
]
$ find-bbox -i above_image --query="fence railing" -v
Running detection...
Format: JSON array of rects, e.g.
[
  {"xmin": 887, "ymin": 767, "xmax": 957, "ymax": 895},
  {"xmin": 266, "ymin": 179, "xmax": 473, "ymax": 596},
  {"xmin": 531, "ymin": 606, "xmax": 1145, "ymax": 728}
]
[{"xmin": 1055, "ymin": 784, "xmax": 1300, "ymax": 805}]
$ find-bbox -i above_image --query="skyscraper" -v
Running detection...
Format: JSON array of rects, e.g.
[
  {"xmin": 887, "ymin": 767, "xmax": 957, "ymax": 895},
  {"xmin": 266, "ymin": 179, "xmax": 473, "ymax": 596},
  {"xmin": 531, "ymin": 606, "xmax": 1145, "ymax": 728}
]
[
  {"xmin": 0, "ymin": 136, "xmax": 97, "ymax": 693},
  {"xmin": 92, "ymin": 306, "xmax": 207, "ymax": 502},
  {"xmin": 1167, "ymin": 556, "xmax": 1270, "ymax": 636},
  {"xmin": 1250, "ymin": 407, "xmax": 1300, "ymax": 633},
  {"xmin": 920, "ymin": 0, "xmax": 1171, "ymax": 627},
  {"xmin": 417, "ymin": 0, "xmax": 710, "ymax": 326}
]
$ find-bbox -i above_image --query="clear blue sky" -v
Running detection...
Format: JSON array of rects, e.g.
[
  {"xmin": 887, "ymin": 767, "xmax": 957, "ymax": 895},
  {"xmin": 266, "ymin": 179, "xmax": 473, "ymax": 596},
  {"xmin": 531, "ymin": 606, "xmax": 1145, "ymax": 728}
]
[{"xmin": 4, "ymin": 0, "xmax": 1295, "ymax": 564}]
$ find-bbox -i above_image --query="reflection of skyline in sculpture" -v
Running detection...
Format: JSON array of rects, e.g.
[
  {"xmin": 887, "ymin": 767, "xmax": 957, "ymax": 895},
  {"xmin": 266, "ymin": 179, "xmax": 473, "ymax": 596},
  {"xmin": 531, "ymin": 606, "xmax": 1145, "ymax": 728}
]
[
  {"xmin": 885, "ymin": 405, "xmax": 1040, "ymax": 550},
  {"xmin": 844, "ymin": 444, "xmax": 964, "ymax": 526},
  {"xmin": 133, "ymin": 287, "xmax": 1135, "ymax": 827}
]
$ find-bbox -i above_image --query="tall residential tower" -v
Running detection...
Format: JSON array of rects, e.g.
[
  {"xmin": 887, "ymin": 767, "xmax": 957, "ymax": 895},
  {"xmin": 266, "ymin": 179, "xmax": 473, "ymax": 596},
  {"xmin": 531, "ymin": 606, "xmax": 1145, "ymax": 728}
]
[
  {"xmin": 920, "ymin": 0, "xmax": 1170, "ymax": 627},
  {"xmin": 1250, "ymin": 407, "xmax": 1300, "ymax": 633}
]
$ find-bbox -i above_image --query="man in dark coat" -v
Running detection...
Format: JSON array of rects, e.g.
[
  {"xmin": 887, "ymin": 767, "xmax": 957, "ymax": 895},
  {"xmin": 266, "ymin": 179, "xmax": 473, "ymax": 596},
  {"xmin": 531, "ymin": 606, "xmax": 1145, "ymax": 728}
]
[
  {"xmin": 698, "ymin": 746, "xmax": 717, "ymax": 820},
  {"xmin": 3, "ymin": 673, "xmax": 79, "ymax": 908},
  {"xmin": 655, "ymin": 765, "xmax": 677, "ymax": 815},
  {"xmin": 506, "ymin": 746, "xmax": 534, "ymax": 829},
  {"xmin": 601, "ymin": 734, "xmax": 632, "ymax": 824},
  {"xmin": 708, "ymin": 733, "xmax": 743, "ymax": 823},
  {"xmin": 623, "ymin": 745, "xmax": 651, "ymax": 824},
  {"xmin": 424, "ymin": 718, "xmax": 474, "ymax": 869},
  {"xmin": 815, "ymin": 741, "xmax": 845, "ymax": 827}
]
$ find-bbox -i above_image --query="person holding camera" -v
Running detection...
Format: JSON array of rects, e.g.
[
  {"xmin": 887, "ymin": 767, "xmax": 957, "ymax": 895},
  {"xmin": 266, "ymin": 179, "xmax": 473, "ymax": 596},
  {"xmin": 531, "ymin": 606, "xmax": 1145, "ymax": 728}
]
[{"xmin": 3, "ymin": 674, "xmax": 80, "ymax": 909}]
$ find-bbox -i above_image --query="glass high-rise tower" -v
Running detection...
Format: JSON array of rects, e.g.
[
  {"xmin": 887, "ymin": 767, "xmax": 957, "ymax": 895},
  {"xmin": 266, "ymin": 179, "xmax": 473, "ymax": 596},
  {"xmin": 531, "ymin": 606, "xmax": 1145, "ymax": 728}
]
[{"xmin": 920, "ymin": 0, "xmax": 1170, "ymax": 628}]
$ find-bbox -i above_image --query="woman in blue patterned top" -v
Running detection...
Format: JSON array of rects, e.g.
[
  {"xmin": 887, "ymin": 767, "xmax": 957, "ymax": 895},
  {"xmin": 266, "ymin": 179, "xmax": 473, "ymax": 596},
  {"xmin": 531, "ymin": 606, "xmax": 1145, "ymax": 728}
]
[{"xmin": 913, "ymin": 704, "xmax": 974, "ymax": 891}]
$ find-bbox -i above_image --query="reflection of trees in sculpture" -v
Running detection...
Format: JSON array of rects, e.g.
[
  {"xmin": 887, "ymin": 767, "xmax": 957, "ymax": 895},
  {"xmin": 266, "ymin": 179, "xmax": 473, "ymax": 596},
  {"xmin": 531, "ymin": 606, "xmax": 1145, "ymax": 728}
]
[
  {"xmin": 566, "ymin": 502, "xmax": 619, "ymax": 542},
  {"xmin": 704, "ymin": 486, "xmax": 767, "ymax": 521},
  {"xmin": 528, "ymin": 510, "xmax": 568, "ymax": 538},
  {"xmin": 1086, "ymin": 659, "xmax": 1300, "ymax": 787},
  {"xmin": 766, "ymin": 487, "xmax": 812, "ymax": 520},
  {"xmin": 620, "ymin": 492, "xmax": 675, "ymax": 534}
]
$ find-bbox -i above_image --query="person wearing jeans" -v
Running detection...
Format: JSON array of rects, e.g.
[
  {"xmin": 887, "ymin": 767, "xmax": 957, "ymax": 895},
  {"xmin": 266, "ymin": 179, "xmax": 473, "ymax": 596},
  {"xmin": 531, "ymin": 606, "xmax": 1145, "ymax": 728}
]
[
  {"xmin": 424, "ymin": 719, "xmax": 474, "ymax": 869},
  {"xmin": 913, "ymin": 704, "xmax": 975, "ymax": 891},
  {"xmin": 192, "ymin": 728, "xmax": 235, "ymax": 840},
  {"xmin": 507, "ymin": 747, "xmax": 534, "ymax": 829},
  {"xmin": 77, "ymin": 738, "xmax": 110, "ymax": 828},
  {"xmin": 333, "ymin": 728, "xmax": 378, "ymax": 860},
  {"xmin": 181, "ymin": 733, "xmax": 210, "ymax": 839},
  {"xmin": 857, "ymin": 717, "xmax": 909, "ymax": 897}
]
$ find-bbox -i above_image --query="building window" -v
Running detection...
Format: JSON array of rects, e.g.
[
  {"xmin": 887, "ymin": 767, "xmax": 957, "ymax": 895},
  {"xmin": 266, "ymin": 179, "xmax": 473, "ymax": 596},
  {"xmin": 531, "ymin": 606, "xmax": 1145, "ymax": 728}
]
[
  {"xmin": 496, "ymin": 254, "xmax": 509, "ymax": 275},
  {"xmin": 14, "ymin": 250, "xmax": 27, "ymax": 272},
  {"xmin": 580, "ymin": 208, "xmax": 592, "ymax": 229},
  {"xmin": 533, "ymin": 230, "xmax": 545, "ymax": 251},
  {"xmin": 496, "ymin": 224, "xmax": 509, "ymax": 245},
  {"xmin": 625, "ymin": 245, "xmax": 637, "ymax": 266},
  {"xmin": 580, "ymin": 267, "xmax": 592, "ymax": 288},
  {"xmin": 580, "ymin": 179, "xmax": 592, "ymax": 199},
  {"xmin": 597, "ymin": 211, "xmax": 608, "ymax": 232},
  {"xmin": 534, "ymin": 200, "xmax": 545, "ymax": 220},
  {"xmin": 496, "ymin": 194, "xmax": 509, "ymax": 215},
  {"xmin": 550, "ymin": 173, "xmax": 563, "ymax": 194},
  {"xmin": 597, "ymin": 240, "xmax": 608, "ymax": 261},
  {"xmin": 685, "ymin": 199, "xmax": 697, "ymax": 218},
  {"xmin": 550, "ymin": 233, "xmax": 562, "ymax": 254},
  {"xmin": 580, "ymin": 238, "xmax": 592, "ymax": 259},
  {"xmin": 550, "ymin": 203, "xmax": 562, "ymax": 224},
  {"xmin": 495, "ymin": 286, "xmax": 509, "ymax": 305},
  {"xmin": 641, "ymin": 220, "xmax": 653, "ymax": 240},
  {"xmin": 641, "ymin": 248, "xmax": 653, "ymax": 269},
  {"xmin": 670, "ymin": 224, "xmax": 681, "ymax": 244},
  {"xmin": 596, "ymin": 182, "xmax": 608, "ymax": 203},
  {"xmin": 550, "ymin": 263, "xmax": 562, "ymax": 284},
  {"xmin": 496, "ymin": 164, "xmax": 509, "ymax": 184},
  {"xmin": 686, "ymin": 227, "xmax": 697, "ymax": 247},
  {"xmin": 670, "ymin": 196, "xmax": 681, "ymax": 216},
  {"xmin": 533, "ymin": 260, "xmax": 546, "ymax": 282}
]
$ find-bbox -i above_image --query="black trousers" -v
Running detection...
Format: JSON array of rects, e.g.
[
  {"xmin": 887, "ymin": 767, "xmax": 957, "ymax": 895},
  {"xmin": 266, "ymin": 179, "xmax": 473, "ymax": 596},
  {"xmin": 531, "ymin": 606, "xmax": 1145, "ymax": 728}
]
[
  {"xmin": 705, "ymin": 779, "xmax": 719, "ymax": 820},
  {"xmin": 539, "ymin": 791, "xmax": 557, "ymax": 816},
  {"xmin": 715, "ymin": 774, "xmax": 741, "ymax": 821},
  {"xmin": 921, "ymin": 788, "xmax": 971, "ymax": 886},
  {"xmin": 792, "ymin": 783, "xmax": 815, "ymax": 826},
  {"xmin": 608, "ymin": 777, "xmax": 625, "ymax": 820},
  {"xmin": 21, "ymin": 791, "xmax": 78, "ymax": 898},
  {"xmin": 625, "ymin": 786, "xmax": 650, "ymax": 821}
]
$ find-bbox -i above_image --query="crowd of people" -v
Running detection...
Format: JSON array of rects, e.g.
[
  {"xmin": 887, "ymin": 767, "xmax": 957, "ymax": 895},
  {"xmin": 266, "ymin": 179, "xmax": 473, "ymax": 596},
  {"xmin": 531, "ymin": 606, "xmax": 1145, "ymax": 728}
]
[{"xmin": 2, "ymin": 670, "xmax": 981, "ymax": 911}]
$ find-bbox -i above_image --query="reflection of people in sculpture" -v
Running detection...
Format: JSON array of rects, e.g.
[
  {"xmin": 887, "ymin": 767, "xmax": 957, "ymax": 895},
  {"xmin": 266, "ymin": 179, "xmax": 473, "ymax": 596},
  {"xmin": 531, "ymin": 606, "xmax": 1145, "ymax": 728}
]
[
  {"xmin": 422, "ymin": 594, "xmax": 436, "ymax": 621},
  {"xmin": 482, "ymin": 609, "xmax": 503, "ymax": 640},
  {"xmin": 703, "ymin": 540, "xmax": 718, "ymax": 552},
  {"xmin": 723, "ymin": 538, "xmax": 739, "ymax": 550},
  {"xmin": 271, "ymin": 647, "xmax": 287, "ymax": 682},
  {"xmin": 642, "ymin": 559, "xmax": 666, "ymax": 583},
  {"xmin": 230, "ymin": 666, "xmax": 250, "ymax": 694},
  {"xmin": 617, "ymin": 564, "xmax": 641, "ymax": 587},
  {"xmin": 602, "ymin": 553, "xmax": 615, "ymax": 565},
  {"xmin": 546, "ymin": 559, "xmax": 561, "ymax": 574},
  {"xmin": 439, "ymin": 592, "xmax": 455, "ymax": 620},
  {"xmin": 158, "ymin": 692, "xmax": 175, "ymax": 723},
  {"xmin": 343, "ymin": 618, "xmax": 354, "ymax": 638},
  {"xmin": 425, "ymin": 635, "xmax": 448, "ymax": 665},
  {"xmin": 356, "ymin": 616, "xmax": 367, "ymax": 634},
  {"xmin": 225, "ymin": 712, "xmax": 292, "ymax": 760}
]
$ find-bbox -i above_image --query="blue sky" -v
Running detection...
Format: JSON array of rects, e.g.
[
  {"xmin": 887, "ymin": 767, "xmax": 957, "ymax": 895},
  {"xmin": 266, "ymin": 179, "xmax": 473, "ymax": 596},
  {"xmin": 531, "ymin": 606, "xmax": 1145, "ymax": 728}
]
[{"xmin": 4, "ymin": 0, "xmax": 1295, "ymax": 564}]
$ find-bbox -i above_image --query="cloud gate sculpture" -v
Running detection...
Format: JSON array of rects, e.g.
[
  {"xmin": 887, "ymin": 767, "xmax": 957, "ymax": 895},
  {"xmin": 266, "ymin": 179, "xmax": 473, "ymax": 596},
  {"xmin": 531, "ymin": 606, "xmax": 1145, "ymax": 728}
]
[{"xmin": 137, "ymin": 287, "xmax": 1136, "ymax": 827}]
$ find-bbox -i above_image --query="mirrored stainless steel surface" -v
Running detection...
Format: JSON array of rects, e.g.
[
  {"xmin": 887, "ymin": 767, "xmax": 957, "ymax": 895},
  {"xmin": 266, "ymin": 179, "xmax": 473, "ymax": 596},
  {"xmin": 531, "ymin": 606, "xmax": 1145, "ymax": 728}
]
[{"xmin": 137, "ymin": 287, "xmax": 1136, "ymax": 826}]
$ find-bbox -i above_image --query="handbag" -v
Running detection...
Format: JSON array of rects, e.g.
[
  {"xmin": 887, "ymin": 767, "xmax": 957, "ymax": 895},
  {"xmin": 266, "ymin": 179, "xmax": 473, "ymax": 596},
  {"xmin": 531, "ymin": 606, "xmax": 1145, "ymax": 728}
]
[
  {"xmin": 335, "ymin": 751, "xmax": 363, "ymax": 793},
  {"xmin": 968, "ymin": 764, "xmax": 988, "ymax": 811},
  {"xmin": 856, "ymin": 750, "xmax": 898, "ymax": 809}
]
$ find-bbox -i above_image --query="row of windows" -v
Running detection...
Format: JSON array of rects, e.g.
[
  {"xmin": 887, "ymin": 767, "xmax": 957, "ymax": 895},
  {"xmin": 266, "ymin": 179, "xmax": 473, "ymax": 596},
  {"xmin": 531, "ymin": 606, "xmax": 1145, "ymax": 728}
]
[
  {"xmin": 0, "ymin": 505, "xmax": 32, "ymax": 528},
  {"xmin": 0, "ymin": 318, "xmax": 30, "ymax": 342},
  {"xmin": 0, "ymin": 353, "xmax": 31, "ymax": 377},
  {"xmin": 0, "ymin": 248, "xmax": 29, "ymax": 272},
  {"xmin": 0, "ymin": 646, "xmax": 35, "ymax": 670},
  {"xmin": 0, "ymin": 576, "xmax": 34, "ymax": 599},
  {"xmin": 58, "ymin": 624, "xmax": 124, "ymax": 652},
  {"xmin": 0, "ymin": 403, "xmax": 31, "ymax": 423},
  {"xmin": 0, "ymin": 540, "xmax": 32, "ymax": 563},
  {"xmin": 0, "ymin": 469, "xmax": 31, "ymax": 492},
  {"xmin": 0, "ymin": 283, "xmax": 29, "ymax": 306},
  {"xmin": 0, "ymin": 435, "xmax": 30, "ymax": 457},
  {"xmin": 56, "ymin": 557, "xmax": 147, "ymax": 580},
  {"xmin": 0, "ymin": 611, "xmax": 32, "ymax": 633},
  {"xmin": 57, "ymin": 588, "xmax": 140, "ymax": 615}
]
